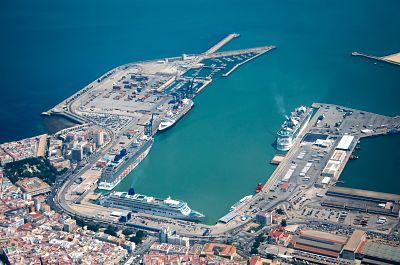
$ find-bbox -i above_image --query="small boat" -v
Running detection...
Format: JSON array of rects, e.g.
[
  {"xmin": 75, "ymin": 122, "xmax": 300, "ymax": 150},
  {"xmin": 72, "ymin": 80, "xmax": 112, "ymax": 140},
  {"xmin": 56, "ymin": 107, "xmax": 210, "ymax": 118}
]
[
  {"xmin": 255, "ymin": 183, "xmax": 264, "ymax": 193},
  {"xmin": 349, "ymin": 155, "xmax": 359, "ymax": 160}
]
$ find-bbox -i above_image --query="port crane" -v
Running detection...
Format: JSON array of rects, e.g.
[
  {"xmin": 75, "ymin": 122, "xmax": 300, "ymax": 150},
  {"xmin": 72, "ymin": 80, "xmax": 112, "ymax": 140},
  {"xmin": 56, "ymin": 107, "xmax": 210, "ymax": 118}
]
[
  {"xmin": 172, "ymin": 77, "xmax": 196, "ymax": 101},
  {"xmin": 186, "ymin": 77, "xmax": 196, "ymax": 99},
  {"xmin": 137, "ymin": 113, "xmax": 159, "ymax": 136}
]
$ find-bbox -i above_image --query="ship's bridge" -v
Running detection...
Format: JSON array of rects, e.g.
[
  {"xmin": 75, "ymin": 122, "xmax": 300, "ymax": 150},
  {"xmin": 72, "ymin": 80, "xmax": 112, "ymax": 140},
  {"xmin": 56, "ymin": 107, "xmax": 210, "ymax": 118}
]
[
  {"xmin": 164, "ymin": 197, "xmax": 191, "ymax": 215},
  {"xmin": 117, "ymin": 192, "xmax": 155, "ymax": 203},
  {"xmin": 164, "ymin": 197, "xmax": 184, "ymax": 208}
]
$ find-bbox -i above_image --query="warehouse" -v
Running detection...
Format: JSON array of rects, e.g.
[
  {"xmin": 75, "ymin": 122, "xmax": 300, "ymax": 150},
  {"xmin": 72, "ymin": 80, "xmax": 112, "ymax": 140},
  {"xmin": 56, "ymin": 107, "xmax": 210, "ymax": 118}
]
[
  {"xmin": 218, "ymin": 212, "xmax": 236, "ymax": 224},
  {"xmin": 359, "ymin": 241, "xmax": 400, "ymax": 264},
  {"xmin": 329, "ymin": 150, "xmax": 347, "ymax": 163},
  {"xmin": 291, "ymin": 229, "xmax": 348, "ymax": 258},
  {"xmin": 315, "ymin": 176, "xmax": 331, "ymax": 188},
  {"xmin": 321, "ymin": 160, "xmax": 341, "ymax": 178},
  {"xmin": 336, "ymin": 135, "xmax": 355, "ymax": 151},
  {"xmin": 321, "ymin": 197, "xmax": 400, "ymax": 217},
  {"xmin": 326, "ymin": 186, "xmax": 400, "ymax": 203},
  {"xmin": 341, "ymin": 230, "xmax": 366, "ymax": 260}
]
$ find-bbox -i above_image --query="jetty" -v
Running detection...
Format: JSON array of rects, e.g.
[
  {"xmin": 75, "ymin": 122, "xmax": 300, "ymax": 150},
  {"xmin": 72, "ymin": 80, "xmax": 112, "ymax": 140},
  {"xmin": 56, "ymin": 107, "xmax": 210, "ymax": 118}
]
[
  {"xmin": 204, "ymin": 33, "xmax": 240, "ymax": 55},
  {"xmin": 352, "ymin": 51, "xmax": 400, "ymax": 67}
]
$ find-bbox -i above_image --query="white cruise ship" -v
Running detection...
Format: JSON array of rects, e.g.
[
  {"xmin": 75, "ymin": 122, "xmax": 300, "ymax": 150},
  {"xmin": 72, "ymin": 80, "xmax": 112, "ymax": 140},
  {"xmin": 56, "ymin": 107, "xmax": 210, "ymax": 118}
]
[
  {"xmin": 158, "ymin": 98, "xmax": 194, "ymax": 131},
  {"xmin": 100, "ymin": 191, "xmax": 205, "ymax": 221},
  {"xmin": 97, "ymin": 139, "xmax": 153, "ymax": 190},
  {"xmin": 276, "ymin": 106, "xmax": 312, "ymax": 151}
]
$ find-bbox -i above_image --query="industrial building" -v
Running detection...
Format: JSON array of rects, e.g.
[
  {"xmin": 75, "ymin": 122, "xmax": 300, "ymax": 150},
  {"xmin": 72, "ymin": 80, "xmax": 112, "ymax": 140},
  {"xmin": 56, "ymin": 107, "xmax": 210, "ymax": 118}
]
[
  {"xmin": 330, "ymin": 150, "xmax": 347, "ymax": 163},
  {"xmin": 321, "ymin": 197, "xmax": 400, "ymax": 217},
  {"xmin": 323, "ymin": 187, "xmax": 400, "ymax": 217},
  {"xmin": 336, "ymin": 135, "xmax": 355, "ymax": 151},
  {"xmin": 291, "ymin": 229, "xmax": 348, "ymax": 258},
  {"xmin": 341, "ymin": 230, "xmax": 366, "ymax": 260},
  {"xmin": 326, "ymin": 186, "xmax": 400, "ymax": 203},
  {"xmin": 315, "ymin": 176, "xmax": 331, "ymax": 188},
  {"xmin": 218, "ymin": 211, "xmax": 237, "ymax": 224},
  {"xmin": 358, "ymin": 241, "xmax": 400, "ymax": 264},
  {"xmin": 321, "ymin": 160, "xmax": 341, "ymax": 178}
]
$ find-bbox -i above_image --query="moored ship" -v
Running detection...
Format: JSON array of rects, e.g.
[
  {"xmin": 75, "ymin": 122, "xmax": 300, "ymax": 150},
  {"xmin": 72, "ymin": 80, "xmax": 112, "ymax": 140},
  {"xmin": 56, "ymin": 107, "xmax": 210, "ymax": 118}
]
[
  {"xmin": 276, "ymin": 106, "xmax": 312, "ymax": 151},
  {"xmin": 158, "ymin": 98, "xmax": 194, "ymax": 131},
  {"xmin": 255, "ymin": 183, "xmax": 264, "ymax": 193},
  {"xmin": 97, "ymin": 139, "xmax": 153, "ymax": 190},
  {"xmin": 100, "ymin": 189, "xmax": 205, "ymax": 221}
]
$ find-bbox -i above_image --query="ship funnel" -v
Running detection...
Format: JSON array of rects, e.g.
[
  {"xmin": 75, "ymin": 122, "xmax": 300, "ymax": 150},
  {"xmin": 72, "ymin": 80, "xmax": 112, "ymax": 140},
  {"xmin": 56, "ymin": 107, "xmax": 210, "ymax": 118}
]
[{"xmin": 128, "ymin": 187, "xmax": 135, "ymax": 195}]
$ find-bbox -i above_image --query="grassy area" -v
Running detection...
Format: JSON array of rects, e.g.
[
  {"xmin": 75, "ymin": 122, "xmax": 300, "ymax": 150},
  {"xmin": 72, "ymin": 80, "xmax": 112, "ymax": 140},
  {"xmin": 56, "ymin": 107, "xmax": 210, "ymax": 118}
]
[{"xmin": 3, "ymin": 157, "xmax": 65, "ymax": 185}]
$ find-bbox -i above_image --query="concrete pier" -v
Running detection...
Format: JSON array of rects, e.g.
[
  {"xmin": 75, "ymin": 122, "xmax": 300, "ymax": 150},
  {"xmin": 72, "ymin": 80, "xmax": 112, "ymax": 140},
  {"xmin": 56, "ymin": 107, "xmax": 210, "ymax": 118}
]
[
  {"xmin": 352, "ymin": 52, "xmax": 400, "ymax": 67},
  {"xmin": 203, "ymin": 45, "xmax": 274, "ymax": 59},
  {"xmin": 204, "ymin": 33, "xmax": 240, "ymax": 55},
  {"xmin": 221, "ymin": 47, "xmax": 274, "ymax": 77}
]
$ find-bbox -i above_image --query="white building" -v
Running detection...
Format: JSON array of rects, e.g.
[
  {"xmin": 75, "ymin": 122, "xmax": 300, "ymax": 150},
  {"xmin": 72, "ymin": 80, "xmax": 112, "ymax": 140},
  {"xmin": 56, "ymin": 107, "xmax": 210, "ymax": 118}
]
[
  {"xmin": 336, "ymin": 135, "xmax": 354, "ymax": 151},
  {"xmin": 159, "ymin": 227, "xmax": 189, "ymax": 247},
  {"xmin": 94, "ymin": 130, "xmax": 104, "ymax": 147}
]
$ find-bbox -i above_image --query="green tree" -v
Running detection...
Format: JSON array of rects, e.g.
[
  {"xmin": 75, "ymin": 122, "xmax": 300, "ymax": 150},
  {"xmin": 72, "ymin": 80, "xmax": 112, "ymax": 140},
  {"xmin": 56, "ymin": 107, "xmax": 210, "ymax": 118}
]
[
  {"xmin": 122, "ymin": 229, "xmax": 134, "ymax": 236},
  {"xmin": 87, "ymin": 223, "xmax": 100, "ymax": 232},
  {"xmin": 104, "ymin": 226, "xmax": 118, "ymax": 237},
  {"xmin": 280, "ymin": 219, "xmax": 287, "ymax": 227},
  {"xmin": 75, "ymin": 218, "xmax": 85, "ymax": 227},
  {"xmin": 130, "ymin": 230, "xmax": 146, "ymax": 244}
]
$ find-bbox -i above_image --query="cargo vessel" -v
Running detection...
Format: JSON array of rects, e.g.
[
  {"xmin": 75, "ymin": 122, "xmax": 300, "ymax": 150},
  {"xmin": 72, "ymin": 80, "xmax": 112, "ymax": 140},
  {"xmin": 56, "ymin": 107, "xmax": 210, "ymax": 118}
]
[
  {"xmin": 97, "ymin": 139, "xmax": 153, "ymax": 190},
  {"xmin": 100, "ymin": 189, "xmax": 205, "ymax": 221},
  {"xmin": 158, "ymin": 98, "xmax": 194, "ymax": 131},
  {"xmin": 276, "ymin": 106, "xmax": 312, "ymax": 151}
]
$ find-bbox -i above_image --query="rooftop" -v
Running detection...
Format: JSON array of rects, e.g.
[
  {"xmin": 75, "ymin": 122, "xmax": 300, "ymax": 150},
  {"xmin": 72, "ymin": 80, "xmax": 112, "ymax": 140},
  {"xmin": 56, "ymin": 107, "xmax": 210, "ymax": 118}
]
[
  {"xmin": 360, "ymin": 241, "xmax": 400, "ymax": 263},
  {"xmin": 300, "ymin": 229, "xmax": 348, "ymax": 244},
  {"xmin": 327, "ymin": 186, "xmax": 400, "ymax": 202},
  {"xmin": 343, "ymin": 230, "xmax": 366, "ymax": 252},
  {"xmin": 15, "ymin": 177, "xmax": 51, "ymax": 195},
  {"xmin": 202, "ymin": 243, "xmax": 236, "ymax": 257}
]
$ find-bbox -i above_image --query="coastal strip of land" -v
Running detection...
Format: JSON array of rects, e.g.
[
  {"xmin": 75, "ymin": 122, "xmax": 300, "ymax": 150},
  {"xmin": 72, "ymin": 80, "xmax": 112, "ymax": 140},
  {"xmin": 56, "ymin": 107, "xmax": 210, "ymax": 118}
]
[{"xmin": 352, "ymin": 51, "xmax": 400, "ymax": 66}]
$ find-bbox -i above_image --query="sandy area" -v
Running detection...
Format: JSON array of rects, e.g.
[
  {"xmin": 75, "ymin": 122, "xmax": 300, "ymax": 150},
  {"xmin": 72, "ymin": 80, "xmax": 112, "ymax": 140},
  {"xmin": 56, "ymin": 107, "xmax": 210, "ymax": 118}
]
[
  {"xmin": 382, "ymin": 52, "xmax": 400, "ymax": 63},
  {"xmin": 37, "ymin": 134, "xmax": 48, "ymax": 157}
]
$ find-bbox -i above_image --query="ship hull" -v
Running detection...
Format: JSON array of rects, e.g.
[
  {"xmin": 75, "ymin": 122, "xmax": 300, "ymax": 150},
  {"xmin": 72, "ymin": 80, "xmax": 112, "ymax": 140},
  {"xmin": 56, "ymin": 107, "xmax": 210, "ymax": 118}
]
[
  {"xmin": 158, "ymin": 100, "xmax": 194, "ymax": 132},
  {"xmin": 276, "ymin": 109, "xmax": 312, "ymax": 151},
  {"xmin": 100, "ymin": 193, "xmax": 205, "ymax": 221},
  {"xmin": 98, "ymin": 140, "xmax": 153, "ymax": 190}
]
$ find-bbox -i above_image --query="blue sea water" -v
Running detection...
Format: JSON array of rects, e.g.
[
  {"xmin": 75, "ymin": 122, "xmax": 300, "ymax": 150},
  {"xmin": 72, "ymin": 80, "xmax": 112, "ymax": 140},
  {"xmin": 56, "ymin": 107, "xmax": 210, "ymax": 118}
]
[{"xmin": 1, "ymin": 0, "xmax": 399, "ymax": 223}]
